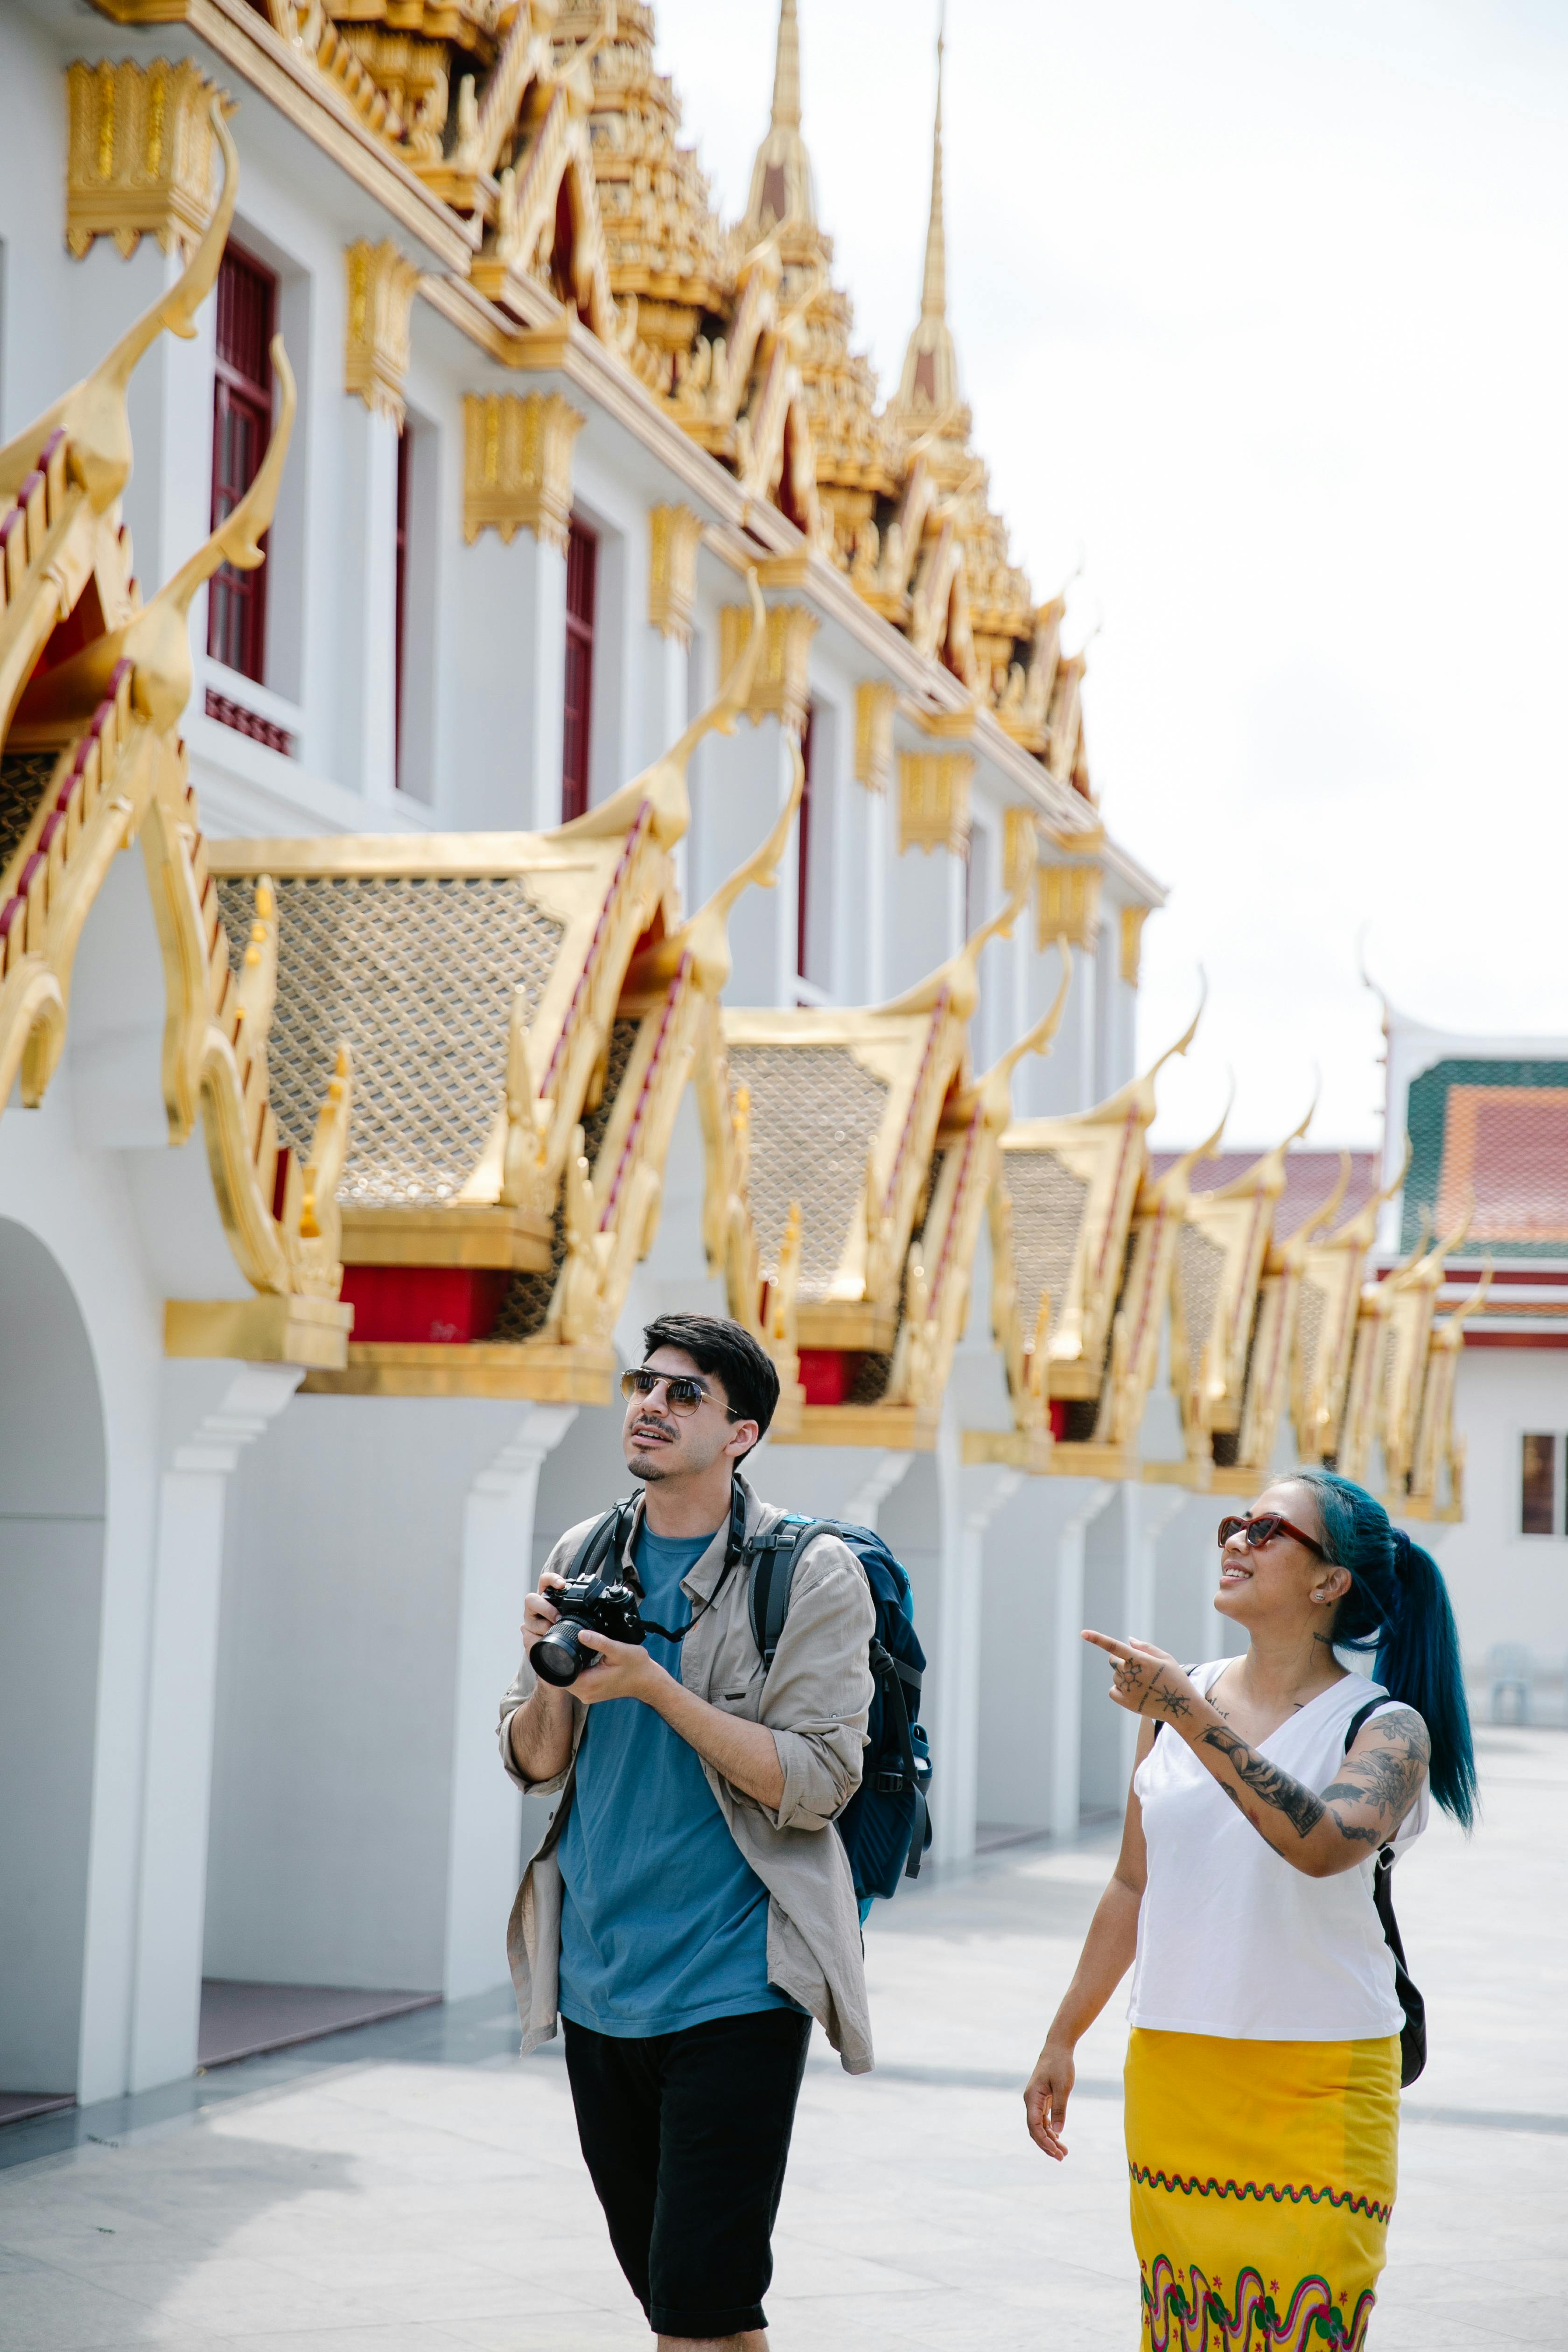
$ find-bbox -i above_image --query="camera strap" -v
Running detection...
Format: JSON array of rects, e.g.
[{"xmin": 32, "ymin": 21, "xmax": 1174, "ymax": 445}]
[{"xmin": 585, "ymin": 1480, "xmax": 750, "ymax": 1644}]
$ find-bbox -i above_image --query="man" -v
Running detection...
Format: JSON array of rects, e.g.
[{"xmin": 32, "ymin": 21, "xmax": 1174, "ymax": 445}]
[{"xmin": 498, "ymin": 1312, "xmax": 874, "ymax": 2352}]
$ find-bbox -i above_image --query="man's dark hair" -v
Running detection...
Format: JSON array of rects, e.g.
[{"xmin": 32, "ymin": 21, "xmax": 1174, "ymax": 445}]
[{"xmin": 641, "ymin": 1314, "xmax": 779, "ymax": 1446}]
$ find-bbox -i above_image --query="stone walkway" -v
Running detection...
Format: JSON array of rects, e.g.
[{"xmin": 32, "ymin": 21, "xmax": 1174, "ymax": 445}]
[{"xmin": 0, "ymin": 1725, "xmax": 1560, "ymax": 2349}]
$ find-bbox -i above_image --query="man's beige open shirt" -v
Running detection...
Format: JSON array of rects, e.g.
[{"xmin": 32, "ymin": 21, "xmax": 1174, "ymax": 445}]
[{"xmin": 497, "ymin": 1473, "xmax": 876, "ymax": 2072}]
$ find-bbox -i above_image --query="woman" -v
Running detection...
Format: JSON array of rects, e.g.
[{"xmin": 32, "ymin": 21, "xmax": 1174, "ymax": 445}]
[{"xmin": 1024, "ymin": 1470, "xmax": 1475, "ymax": 2351}]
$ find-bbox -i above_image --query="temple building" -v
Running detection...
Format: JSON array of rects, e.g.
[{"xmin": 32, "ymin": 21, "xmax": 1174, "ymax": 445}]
[{"xmin": 0, "ymin": 0, "xmax": 1477, "ymax": 2124}]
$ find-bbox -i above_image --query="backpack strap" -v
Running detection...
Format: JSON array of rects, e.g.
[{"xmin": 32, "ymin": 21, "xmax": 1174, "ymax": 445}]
[
  {"xmin": 746, "ymin": 1515, "xmax": 833, "ymax": 1667},
  {"xmin": 568, "ymin": 1495, "xmax": 639, "ymax": 1585}
]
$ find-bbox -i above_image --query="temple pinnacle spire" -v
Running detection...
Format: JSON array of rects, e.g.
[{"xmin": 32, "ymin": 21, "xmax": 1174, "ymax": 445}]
[
  {"xmin": 771, "ymin": 0, "xmax": 802, "ymax": 133},
  {"xmin": 742, "ymin": 0, "xmax": 820, "ymax": 243},
  {"xmin": 894, "ymin": 10, "xmax": 962, "ymax": 423},
  {"xmin": 921, "ymin": 22, "xmax": 946, "ymax": 324}
]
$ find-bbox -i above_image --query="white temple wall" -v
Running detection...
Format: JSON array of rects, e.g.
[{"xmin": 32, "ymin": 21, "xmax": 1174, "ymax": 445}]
[
  {"xmin": 204, "ymin": 1393, "xmax": 574, "ymax": 1999},
  {"xmin": 1430, "ymin": 1350, "xmax": 1568, "ymax": 1668},
  {"xmin": 0, "ymin": 1075, "xmax": 165, "ymax": 2103}
]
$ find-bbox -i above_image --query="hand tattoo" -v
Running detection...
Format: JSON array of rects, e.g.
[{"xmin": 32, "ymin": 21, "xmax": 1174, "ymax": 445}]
[
  {"xmin": 1148, "ymin": 1675, "xmax": 1191, "ymax": 1721},
  {"xmin": 1198, "ymin": 1725, "xmax": 1327, "ymax": 1840}
]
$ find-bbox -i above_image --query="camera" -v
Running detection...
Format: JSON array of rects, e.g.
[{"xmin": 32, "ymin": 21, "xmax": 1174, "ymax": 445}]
[{"xmin": 531, "ymin": 1571, "xmax": 646, "ymax": 1687}]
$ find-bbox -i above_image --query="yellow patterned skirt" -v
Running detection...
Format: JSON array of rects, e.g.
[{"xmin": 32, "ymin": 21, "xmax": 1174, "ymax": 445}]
[{"xmin": 1124, "ymin": 2027, "xmax": 1400, "ymax": 2351}]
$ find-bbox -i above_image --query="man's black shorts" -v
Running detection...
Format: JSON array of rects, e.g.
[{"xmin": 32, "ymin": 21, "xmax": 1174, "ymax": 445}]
[{"xmin": 562, "ymin": 2006, "xmax": 812, "ymax": 2338}]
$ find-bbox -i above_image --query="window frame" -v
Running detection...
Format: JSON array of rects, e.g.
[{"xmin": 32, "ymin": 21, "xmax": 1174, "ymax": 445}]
[
  {"xmin": 561, "ymin": 513, "xmax": 597, "ymax": 824},
  {"xmin": 207, "ymin": 241, "xmax": 277, "ymax": 686},
  {"xmin": 1519, "ymin": 1430, "xmax": 1563, "ymax": 1538}
]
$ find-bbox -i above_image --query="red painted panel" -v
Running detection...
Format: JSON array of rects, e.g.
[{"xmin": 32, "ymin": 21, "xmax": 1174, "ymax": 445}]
[
  {"xmin": 798, "ymin": 1348, "xmax": 852, "ymax": 1407},
  {"xmin": 1050, "ymin": 1398, "xmax": 1068, "ymax": 1442},
  {"xmin": 341, "ymin": 1265, "xmax": 511, "ymax": 1344}
]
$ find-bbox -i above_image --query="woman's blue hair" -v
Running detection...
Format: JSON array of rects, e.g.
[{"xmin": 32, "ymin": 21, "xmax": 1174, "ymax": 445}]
[{"xmin": 1295, "ymin": 1468, "xmax": 1476, "ymax": 1828}]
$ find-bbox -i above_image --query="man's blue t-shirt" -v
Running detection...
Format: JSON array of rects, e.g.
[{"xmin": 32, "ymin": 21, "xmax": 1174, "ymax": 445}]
[{"xmin": 555, "ymin": 1523, "xmax": 797, "ymax": 2038}]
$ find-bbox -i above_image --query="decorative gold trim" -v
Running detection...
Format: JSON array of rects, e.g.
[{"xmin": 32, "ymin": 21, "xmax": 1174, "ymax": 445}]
[
  {"xmin": 165, "ymin": 1293, "xmax": 353, "ymax": 1368},
  {"xmin": 897, "ymin": 750, "xmax": 972, "ymax": 856},
  {"xmin": 854, "ymin": 681, "xmax": 894, "ymax": 794},
  {"xmin": 344, "ymin": 238, "xmax": 420, "ymax": 426},
  {"xmin": 1037, "ymin": 863, "xmax": 1100, "ymax": 950},
  {"xmin": 303, "ymin": 1340, "xmax": 616, "ymax": 1401},
  {"xmin": 462, "ymin": 390, "xmax": 584, "ymax": 553},
  {"xmin": 66, "ymin": 57, "xmax": 227, "ymax": 260},
  {"xmin": 1119, "ymin": 903, "xmax": 1148, "ymax": 988},
  {"xmin": 1003, "ymin": 805, "xmax": 1039, "ymax": 891},
  {"xmin": 717, "ymin": 599, "xmax": 817, "ymax": 733},
  {"xmin": 648, "ymin": 504, "xmax": 703, "ymax": 647},
  {"xmin": 337, "ymin": 1203, "xmax": 554, "ymax": 1271}
]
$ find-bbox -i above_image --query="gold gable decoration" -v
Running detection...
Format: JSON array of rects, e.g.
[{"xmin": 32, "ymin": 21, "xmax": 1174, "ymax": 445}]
[
  {"xmin": 7, "ymin": 112, "xmax": 355, "ymax": 1368},
  {"xmin": 854, "ymin": 682, "xmax": 894, "ymax": 794},
  {"xmin": 979, "ymin": 997, "xmax": 1204, "ymax": 1472},
  {"xmin": 1293, "ymin": 1145, "xmax": 1408, "ymax": 1464},
  {"xmin": 66, "ymin": 57, "xmax": 227, "ymax": 260}
]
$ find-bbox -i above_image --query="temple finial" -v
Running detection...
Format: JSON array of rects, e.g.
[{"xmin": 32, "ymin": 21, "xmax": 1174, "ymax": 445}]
[
  {"xmin": 921, "ymin": 15, "xmax": 946, "ymax": 324},
  {"xmin": 742, "ymin": 0, "xmax": 819, "ymax": 240},
  {"xmin": 893, "ymin": 8, "xmax": 961, "ymax": 422},
  {"xmin": 771, "ymin": 0, "xmax": 801, "ymax": 131}
]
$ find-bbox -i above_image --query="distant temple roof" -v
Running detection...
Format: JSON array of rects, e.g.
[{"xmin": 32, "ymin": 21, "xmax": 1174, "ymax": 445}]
[{"xmin": 1151, "ymin": 1149, "xmax": 1380, "ymax": 1244}]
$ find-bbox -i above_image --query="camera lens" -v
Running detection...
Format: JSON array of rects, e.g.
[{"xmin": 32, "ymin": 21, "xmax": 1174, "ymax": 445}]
[{"xmin": 532, "ymin": 1622, "xmax": 588, "ymax": 1687}]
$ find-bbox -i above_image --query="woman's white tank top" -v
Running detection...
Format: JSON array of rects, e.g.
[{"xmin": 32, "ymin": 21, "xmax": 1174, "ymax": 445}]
[{"xmin": 1127, "ymin": 1662, "xmax": 1429, "ymax": 2043}]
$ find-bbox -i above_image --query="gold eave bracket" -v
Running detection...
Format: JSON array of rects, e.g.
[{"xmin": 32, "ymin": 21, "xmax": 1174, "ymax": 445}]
[
  {"xmin": 770, "ymin": 1402, "xmax": 941, "ymax": 1452},
  {"xmin": 303, "ymin": 1339, "xmax": 617, "ymax": 1402},
  {"xmin": 340, "ymin": 1203, "xmax": 554, "ymax": 1272},
  {"xmin": 165, "ymin": 1294, "xmax": 353, "ymax": 1369},
  {"xmin": 794, "ymin": 1300, "xmax": 900, "ymax": 1353}
]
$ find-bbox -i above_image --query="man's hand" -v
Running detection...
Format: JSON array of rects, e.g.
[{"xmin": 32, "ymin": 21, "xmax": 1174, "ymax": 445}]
[
  {"xmin": 1081, "ymin": 1631, "xmax": 1199, "ymax": 1725},
  {"xmin": 521, "ymin": 1571, "xmax": 566, "ymax": 1660},
  {"xmin": 571, "ymin": 1630, "xmax": 671, "ymax": 1707}
]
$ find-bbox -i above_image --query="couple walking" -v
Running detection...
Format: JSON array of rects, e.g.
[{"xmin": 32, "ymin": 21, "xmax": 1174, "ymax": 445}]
[{"xmin": 497, "ymin": 1312, "xmax": 1475, "ymax": 2350}]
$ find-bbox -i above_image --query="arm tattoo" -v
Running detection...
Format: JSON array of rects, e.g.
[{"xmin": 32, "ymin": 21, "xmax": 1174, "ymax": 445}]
[
  {"xmin": 1321, "ymin": 1706, "xmax": 1430, "ymax": 1844},
  {"xmin": 1198, "ymin": 1725, "xmax": 1327, "ymax": 1840}
]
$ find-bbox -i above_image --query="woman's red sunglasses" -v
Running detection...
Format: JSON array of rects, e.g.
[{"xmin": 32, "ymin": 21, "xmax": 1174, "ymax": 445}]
[{"xmin": 1217, "ymin": 1512, "xmax": 1326, "ymax": 1560}]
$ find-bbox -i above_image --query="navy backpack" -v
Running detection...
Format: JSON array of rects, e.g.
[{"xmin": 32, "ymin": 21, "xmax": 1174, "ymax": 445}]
[{"xmin": 741, "ymin": 1515, "xmax": 933, "ymax": 1903}]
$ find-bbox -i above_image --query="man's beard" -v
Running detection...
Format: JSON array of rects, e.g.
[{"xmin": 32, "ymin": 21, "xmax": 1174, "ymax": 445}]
[{"xmin": 628, "ymin": 1421, "xmax": 679, "ymax": 1481}]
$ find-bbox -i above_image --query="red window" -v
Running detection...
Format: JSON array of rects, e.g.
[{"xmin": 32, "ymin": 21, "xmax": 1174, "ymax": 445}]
[
  {"xmin": 394, "ymin": 426, "xmax": 410, "ymax": 788},
  {"xmin": 796, "ymin": 703, "xmax": 815, "ymax": 982},
  {"xmin": 562, "ymin": 516, "xmax": 597, "ymax": 823},
  {"xmin": 208, "ymin": 244, "xmax": 276, "ymax": 684}
]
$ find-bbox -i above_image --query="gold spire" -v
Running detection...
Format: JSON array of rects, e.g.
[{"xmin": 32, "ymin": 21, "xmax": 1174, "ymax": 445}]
[
  {"xmin": 894, "ymin": 15, "xmax": 961, "ymax": 422},
  {"xmin": 742, "ymin": 0, "xmax": 819, "ymax": 242}
]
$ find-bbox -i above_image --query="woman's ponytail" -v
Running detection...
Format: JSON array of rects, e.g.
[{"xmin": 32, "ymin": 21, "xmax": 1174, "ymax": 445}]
[{"xmin": 1296, "ymin": 1468, "xmax": 1477, "ymax": 1828}]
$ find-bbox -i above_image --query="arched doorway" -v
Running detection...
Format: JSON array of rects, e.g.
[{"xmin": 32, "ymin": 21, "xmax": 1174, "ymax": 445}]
[{"xmin": 0, "ymin": 1219, "xmax": 107, "ymax": 2116}]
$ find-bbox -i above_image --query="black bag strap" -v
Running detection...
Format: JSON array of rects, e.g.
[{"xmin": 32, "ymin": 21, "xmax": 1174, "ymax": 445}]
[
  {"xmin": 746, "ymin": 1516, "xmax": 841, "ymax": 1666},
  {"xmin": 568, "ymin": 1495, "xmax": 638, "ymax": 1584}
]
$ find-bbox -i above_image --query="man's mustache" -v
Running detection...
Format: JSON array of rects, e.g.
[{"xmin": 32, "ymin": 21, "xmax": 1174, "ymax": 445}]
[{"xmin": 630, "ymin": 1417, "xmax": 679, "ymax": 1442}]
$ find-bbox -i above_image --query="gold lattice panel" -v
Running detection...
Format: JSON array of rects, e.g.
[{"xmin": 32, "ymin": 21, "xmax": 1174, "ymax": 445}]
[
  {"xmin": 727, "ymin": 1043, "xmax": 890, "ymax": 1302},
  {"xmin": 1175, "ymin": 1221, "xmax": 1228, "ymax": 1361},
  {"xmin": 217, "ymin": 875, "xmax": 566, "ymax": 1207},
  {"xmin": 1296, "ymin": 1274, "xmax": 1327, "ymax": 1393},
  {"xmin": 1002, "ymin": 1148, "xmax": 1091, "ymax": 1333},
  {"xmin": 0, "ymin": 754, "xmax": 58, "ymax": 885}
]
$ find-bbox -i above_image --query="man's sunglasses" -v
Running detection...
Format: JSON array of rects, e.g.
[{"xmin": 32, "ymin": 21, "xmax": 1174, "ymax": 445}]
[
  {"xmin": 1217, "ymin": 1512, "xmax": 1326, "ymax": 1560},
  {"xmin": 620, "ymin": 1367, "xmax": 743, "ymax": 1421}
]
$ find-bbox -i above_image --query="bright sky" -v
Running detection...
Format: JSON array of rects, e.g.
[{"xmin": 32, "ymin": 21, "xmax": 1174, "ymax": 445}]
[{"xmin": 653, "ymin": 0, "xmax": 1568, "ymax": 1146}]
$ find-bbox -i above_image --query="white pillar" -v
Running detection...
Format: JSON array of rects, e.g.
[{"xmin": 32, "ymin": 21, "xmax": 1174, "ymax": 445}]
[
  {"xmin": 444, "ymin": 528, "xmax": 566, "ymax": 831},
  {"xmin": 840, "ymin": 1449, "xmax": 914, "ymax": 1533},
  {"xmin": 1117, "ymin": 1481, "xmax": 1188, "ymax": 1786},
  {"xmin": 336, "ymin": 403, "xmax": 402, "ymax": 805},
  {"xmin": 865, "ymin": 783, "xmax": 888, "ymax": 1004},
  {"xmin": 1052, "ymin": 1481, "xmax": 1116, "ymax": 1840},
  {"xmin": 937, "ymin": 1460, "xmax": 1026, "ymax": 1866},
  {"xmin": 128, "ymin": 1363, "xmax": 303, "ymax": 2093},
  {"xmin": 443, "ymin": 1403, "xmax": 577, "ymax": 2001}
]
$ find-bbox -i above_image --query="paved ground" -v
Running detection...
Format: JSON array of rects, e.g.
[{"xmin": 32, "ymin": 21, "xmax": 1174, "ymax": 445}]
[{"xmin": 1, "ymin": 1724, "xmax": 1561, "ymax": 2350}]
